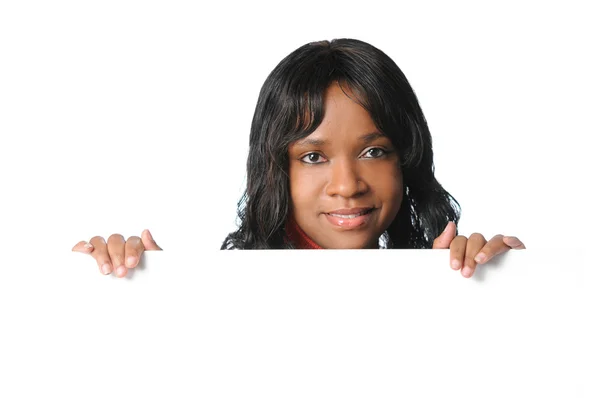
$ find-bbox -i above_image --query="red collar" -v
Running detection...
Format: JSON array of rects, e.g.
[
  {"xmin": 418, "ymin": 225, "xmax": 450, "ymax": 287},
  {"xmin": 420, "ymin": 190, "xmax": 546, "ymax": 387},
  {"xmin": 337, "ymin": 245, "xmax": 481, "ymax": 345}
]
[{"xmin": 285, "ymin": 218, "xmax": 322, "ymax": 249}]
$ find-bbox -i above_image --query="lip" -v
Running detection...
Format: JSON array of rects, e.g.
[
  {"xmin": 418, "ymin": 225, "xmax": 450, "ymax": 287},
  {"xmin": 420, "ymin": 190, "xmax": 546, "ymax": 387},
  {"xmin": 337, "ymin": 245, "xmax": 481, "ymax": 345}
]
[
  {"xmin": 324, "ymin": 207, "xmax": 375, "ymax": 230},
  {"xmin": 326, "ymin": 207, "xmax": 373, "ymax": 216}
]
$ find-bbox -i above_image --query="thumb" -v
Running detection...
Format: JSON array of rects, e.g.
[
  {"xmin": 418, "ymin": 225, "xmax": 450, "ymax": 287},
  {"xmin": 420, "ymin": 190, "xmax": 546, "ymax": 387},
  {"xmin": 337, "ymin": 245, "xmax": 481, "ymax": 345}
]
[
  {"xmin": 432, "ymin": 221, "xmax": 456, "ymax": 249},
  {"xmin": 141, "ymin": 229, "xmax": 162, "ymax": 250}
]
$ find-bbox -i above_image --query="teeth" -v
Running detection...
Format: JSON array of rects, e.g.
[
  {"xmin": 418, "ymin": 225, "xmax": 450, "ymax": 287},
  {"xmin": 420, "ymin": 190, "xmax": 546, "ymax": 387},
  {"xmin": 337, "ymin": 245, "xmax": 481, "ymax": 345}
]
[
  {"xmin": 331, "ymin": 214, "xmax": 360, "ymax": 219},
  {"xmin": 329, "ymin": 210, "xmax": 370, "ymax": 218}
]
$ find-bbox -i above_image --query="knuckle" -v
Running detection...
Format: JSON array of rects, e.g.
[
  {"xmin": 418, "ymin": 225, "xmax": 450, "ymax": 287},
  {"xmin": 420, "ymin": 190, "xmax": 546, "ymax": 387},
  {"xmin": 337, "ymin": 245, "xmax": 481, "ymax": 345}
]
[
  {"xmin": 90, "ymin": 236, "xmax": 106, "ymax": 244},
  {"xmin": 108, "ymin": 233, "xmax": 125, "ymax": 242},
  {"xmin": 126, "ymin": 236, "xmax": 143, "ymax": 246},
  {"xmin": 469, "ymin": 232, "xmax": 484, "ymax": 240},
  {"xmin": 454, "ymin": 235, "xmax": 467, "ymax": 244}
]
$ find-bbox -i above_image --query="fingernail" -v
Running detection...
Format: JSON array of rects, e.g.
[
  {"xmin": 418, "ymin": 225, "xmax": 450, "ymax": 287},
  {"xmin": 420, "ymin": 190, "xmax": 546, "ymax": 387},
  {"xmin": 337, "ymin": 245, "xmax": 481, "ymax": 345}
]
[
  {"xmin": 147, "ymin": 229, "xmax": 154, "ymax": 241},
  {"xmin": 101, "ymin": 263, "xmax": 111, "ymax": 275},
  {"xmin": 84, "ymin": 243, "xmax": 93, "ymax": 250},
  {"xmin": 126, "ymin": 256, "xmax": 137, "ymax": 268},
  {"xmin": 451, "ymin": 259, "xmax": 461, "ymax": 270},
  {"xmin": 505, "ymin": 237, "xmax": 520, "ymax": 246},
  {"xmin": 116, "ymin": 266, "xmax": 127, "ymax": 277},
  {"xmin": 462, "ymin": 267, "xmax": 473, "ymax": 278},
  {"xmin": 474, "ymin": 253, "xmax": 486, "ymax": 263}
]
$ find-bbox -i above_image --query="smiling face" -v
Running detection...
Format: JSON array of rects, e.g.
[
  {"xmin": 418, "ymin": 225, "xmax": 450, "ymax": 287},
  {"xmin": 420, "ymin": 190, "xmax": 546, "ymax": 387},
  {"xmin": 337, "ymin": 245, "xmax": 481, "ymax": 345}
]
[{"xmin": 287, "ymin": 83, "xmax": 404, "ymax": 249}]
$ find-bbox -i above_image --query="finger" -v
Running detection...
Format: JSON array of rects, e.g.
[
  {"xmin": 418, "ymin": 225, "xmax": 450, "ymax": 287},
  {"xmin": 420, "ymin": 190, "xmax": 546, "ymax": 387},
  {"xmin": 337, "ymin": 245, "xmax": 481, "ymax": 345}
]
[
  {"xmin": 474, "ymin": 235, "xmax": 511, "ymax": 265},
  {"xmin": 449, "ymin": 235, "xmax": 467, "ymax": 271},
  {"xmin": 432, "ymin": 221, "xmax": 456, "ymax": 249},
  {"xmin": 503, "ymin": 236, "xmax": 526, "ymax": 249},
  {"xmin": 89, "ymin": 236, "xmax": 113, "ymax": 275},
  {"xmin": 72, "ymin": 240, "xmax": 94, "ymax": 254},
  {"xmin": 141, "ymin": 229, "xmax": 162, "ymax": 250},
  {"xmin": 124, "ymin": 236, "xmax": 145, "ymax": 269},
  {"xmin": 107, "ymin": 234, "xmax": 128, "ymax": 278},
  {"xmin": 462, "ymin": 233, "xmax": 486, "ymax": 278}
]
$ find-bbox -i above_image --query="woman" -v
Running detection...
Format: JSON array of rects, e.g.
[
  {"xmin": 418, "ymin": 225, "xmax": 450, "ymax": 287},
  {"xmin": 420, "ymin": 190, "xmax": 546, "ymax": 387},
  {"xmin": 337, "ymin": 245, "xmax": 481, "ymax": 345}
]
[{"xmin": 72, "ymin": 39, "xmax": 525, "ymax": 278}]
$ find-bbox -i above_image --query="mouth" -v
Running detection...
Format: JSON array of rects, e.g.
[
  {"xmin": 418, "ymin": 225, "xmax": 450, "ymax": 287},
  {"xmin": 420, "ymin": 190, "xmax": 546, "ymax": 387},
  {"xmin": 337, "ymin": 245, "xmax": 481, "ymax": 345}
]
[
  {"xmin": 326, "ymin": 207, "xmax": 374, "ymax": 218},
  {"xmin": 324, "ymin": 207, "xmax": 376, "ymax": 229}
]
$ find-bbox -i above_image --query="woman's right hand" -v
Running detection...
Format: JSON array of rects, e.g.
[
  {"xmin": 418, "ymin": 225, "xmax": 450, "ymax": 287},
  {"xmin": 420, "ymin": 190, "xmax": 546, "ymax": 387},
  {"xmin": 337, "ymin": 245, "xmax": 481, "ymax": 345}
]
[{"xmin": 71, "ymin": 229, "xmax": 162, "ymax": 278}]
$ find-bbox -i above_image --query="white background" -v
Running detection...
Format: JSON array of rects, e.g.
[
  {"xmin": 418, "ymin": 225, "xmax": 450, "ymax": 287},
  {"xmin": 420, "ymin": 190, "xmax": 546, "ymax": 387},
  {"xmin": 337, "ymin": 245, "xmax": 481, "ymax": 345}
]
[
  {"xmin": 1, "ymin": 0, "xmax": 598, "ymax": 254},
  {"xmin": 0, "ymin": 1, "xmax": 598, "ymax": 396}
]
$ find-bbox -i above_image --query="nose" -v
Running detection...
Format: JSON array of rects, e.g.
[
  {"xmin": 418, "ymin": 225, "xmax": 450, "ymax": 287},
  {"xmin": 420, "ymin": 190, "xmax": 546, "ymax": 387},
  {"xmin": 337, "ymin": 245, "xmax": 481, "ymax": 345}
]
[{"xmin": 325, "ymin": 159, "xmax": 368, "ymax": 198}]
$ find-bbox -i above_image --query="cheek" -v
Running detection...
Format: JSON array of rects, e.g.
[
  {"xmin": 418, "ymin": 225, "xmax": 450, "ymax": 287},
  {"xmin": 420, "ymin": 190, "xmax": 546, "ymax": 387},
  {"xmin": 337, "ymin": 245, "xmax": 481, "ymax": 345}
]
[
  {"xmin": 390, "ymin": 167, "xmax": 404, "ymax": 200},
  {"xmin": 368, "ymin": 163, "xmax": 403, "ymax": 204},
  {"xmin": 289, "ymin": 167, "xmax": 325, "ymax": 212}
]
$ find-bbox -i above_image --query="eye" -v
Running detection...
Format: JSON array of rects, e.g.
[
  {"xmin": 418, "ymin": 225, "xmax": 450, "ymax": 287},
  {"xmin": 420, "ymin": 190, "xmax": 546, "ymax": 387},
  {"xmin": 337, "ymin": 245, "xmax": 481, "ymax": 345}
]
[
  {"xmin": 300, "ymin": 152, "xmax": 327, "ymax": 164},
  {"xmin": 361, "ymin": 147, "xmax": 388, "ymax": 159}
]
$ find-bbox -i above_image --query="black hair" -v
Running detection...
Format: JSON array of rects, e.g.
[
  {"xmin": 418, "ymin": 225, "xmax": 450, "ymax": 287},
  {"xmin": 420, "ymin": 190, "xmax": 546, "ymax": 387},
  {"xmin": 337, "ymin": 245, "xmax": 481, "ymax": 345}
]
[{"xmin": 221, "ymin": 38, "xmax": 460, "ymax": 249}]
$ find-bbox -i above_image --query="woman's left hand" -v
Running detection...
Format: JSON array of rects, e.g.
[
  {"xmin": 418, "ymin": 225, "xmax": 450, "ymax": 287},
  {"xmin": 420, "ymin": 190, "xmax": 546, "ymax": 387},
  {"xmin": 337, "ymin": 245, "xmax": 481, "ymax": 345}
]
[{"xmin": 432, "ymin": 221, "xmax": 526, "ymax": 278}]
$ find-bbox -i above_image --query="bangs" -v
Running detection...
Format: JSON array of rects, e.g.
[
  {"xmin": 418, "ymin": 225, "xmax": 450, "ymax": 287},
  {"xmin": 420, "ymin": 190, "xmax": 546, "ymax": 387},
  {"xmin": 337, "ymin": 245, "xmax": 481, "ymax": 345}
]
[{"xmin": 291, "ymin": 78, "xmax": 369, "ymax": 139}]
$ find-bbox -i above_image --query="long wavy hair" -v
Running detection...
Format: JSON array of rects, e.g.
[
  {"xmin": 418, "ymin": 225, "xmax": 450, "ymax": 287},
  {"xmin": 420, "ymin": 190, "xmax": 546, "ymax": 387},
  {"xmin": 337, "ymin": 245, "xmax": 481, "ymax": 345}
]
[{"xmin": 221, "ymin": 38, "xmax": 460, "ymax": 249}]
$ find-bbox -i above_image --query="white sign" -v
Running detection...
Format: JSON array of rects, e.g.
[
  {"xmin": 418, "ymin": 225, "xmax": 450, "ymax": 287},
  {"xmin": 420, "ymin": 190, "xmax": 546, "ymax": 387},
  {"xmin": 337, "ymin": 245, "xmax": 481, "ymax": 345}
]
[{"xmin": 2, "ymin": 250, "xmax": 596, "ymax": 397}]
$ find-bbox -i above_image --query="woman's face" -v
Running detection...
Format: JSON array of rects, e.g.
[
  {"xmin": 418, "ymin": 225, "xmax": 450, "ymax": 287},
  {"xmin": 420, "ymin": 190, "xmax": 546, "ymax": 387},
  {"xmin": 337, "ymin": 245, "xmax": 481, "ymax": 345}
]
[{"xmin": 288, "ymin": 83, "xmax": 403, "ymax": 249}]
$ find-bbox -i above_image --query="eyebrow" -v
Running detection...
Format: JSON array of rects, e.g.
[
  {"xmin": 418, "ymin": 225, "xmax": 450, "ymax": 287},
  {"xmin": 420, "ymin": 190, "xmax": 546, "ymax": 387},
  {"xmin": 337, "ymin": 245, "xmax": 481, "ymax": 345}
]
[{"xmin": 295, "ymin": 131, "xmax": 387, "ymax": 148}]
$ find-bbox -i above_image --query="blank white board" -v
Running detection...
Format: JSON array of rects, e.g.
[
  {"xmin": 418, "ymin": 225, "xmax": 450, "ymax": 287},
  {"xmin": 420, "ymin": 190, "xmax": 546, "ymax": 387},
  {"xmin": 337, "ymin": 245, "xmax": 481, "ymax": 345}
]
[{"xmin": 0, "ymin": 249, "xmax": 596, "ymax": 397}]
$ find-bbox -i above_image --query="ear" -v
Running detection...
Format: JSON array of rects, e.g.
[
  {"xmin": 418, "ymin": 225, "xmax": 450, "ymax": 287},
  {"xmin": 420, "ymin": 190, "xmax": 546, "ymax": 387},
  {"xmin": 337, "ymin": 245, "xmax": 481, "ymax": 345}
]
[{"xmin": 432, "ymin": 221, "xmax": 456, "ymax": 249}]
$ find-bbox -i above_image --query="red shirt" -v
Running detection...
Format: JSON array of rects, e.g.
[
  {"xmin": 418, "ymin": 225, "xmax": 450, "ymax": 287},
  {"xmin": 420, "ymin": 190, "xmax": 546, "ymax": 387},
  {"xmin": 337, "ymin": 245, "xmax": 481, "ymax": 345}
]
[{"xmin": 285, "ymin": 218, "xmax": 322, "ymax": 249}]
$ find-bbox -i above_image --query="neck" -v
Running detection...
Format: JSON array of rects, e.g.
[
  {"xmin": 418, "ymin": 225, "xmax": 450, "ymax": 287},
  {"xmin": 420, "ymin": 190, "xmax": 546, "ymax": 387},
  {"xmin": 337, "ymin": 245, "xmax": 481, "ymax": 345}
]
[{"xmin": 285, "ymin": 218, "xmax": 322, "ymax": 249}]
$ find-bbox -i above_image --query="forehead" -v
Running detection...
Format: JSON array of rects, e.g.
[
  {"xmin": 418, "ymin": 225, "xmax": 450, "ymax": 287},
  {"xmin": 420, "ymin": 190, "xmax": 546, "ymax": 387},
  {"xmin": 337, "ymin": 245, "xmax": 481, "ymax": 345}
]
[{"xmin": 317, "ymin": 83, "xmax": 377, "ymax": 134}]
